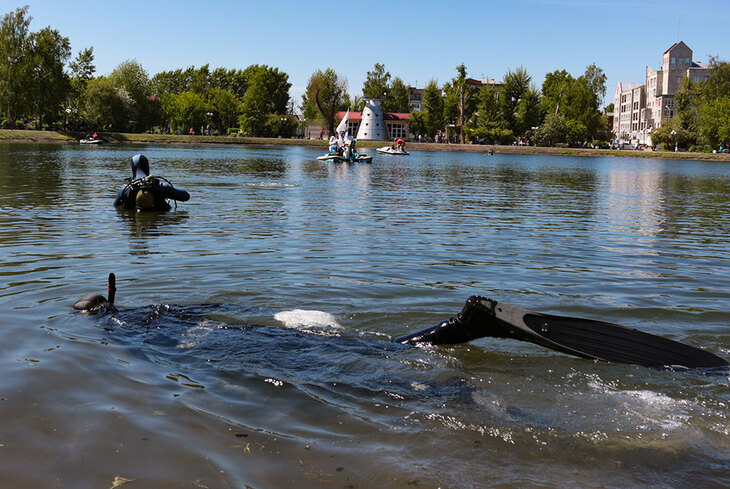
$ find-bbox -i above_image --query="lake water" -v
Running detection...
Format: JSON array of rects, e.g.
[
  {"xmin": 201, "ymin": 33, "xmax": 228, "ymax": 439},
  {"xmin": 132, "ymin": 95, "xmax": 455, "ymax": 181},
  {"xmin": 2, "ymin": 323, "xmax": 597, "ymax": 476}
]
[{"xmin": 0, "ymin": 142, "xmax": 728, "ymax": 488}]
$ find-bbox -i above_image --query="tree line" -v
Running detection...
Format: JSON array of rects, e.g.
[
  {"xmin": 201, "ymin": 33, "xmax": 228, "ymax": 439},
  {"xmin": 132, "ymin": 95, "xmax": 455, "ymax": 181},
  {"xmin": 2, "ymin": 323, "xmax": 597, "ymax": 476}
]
[
  {"xmin": 2, "ymin": 5, "xmax": 728, "ymax": 148},
  {"xmin": 303, "ymin": 61, "xmax": 613, "ymax": 147},
  {"xmin": 0, "ymin": 6, "xmax": 296, "ymax": 136}
]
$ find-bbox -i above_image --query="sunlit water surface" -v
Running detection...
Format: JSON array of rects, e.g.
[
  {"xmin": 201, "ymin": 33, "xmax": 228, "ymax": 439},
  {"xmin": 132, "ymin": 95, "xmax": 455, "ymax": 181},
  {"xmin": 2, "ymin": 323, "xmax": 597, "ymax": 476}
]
[{"xmin": 0, "ymin": 143, "xmax": 728, "ymax": 488}]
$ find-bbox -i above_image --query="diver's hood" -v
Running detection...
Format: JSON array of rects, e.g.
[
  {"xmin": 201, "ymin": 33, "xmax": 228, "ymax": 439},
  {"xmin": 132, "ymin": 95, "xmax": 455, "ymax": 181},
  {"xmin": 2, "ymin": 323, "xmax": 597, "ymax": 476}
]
[{"xmin": 131, "ymin": 154, "xmax": 150, "ymax": 179}]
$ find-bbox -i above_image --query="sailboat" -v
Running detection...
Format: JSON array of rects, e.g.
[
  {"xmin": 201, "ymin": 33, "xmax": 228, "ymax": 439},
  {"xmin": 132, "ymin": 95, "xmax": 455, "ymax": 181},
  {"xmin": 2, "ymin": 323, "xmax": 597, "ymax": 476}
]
[{"xmin": 317, "ymin": 110, "xmax": 373, "ymax": 163}]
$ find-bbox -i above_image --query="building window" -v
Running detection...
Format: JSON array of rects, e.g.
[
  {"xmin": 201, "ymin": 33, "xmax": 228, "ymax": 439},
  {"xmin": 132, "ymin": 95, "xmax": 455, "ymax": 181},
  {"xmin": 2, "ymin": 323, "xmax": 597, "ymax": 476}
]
[
  {"xmin": 388, "ymin": 123, "xmax": 406, "ymax": 139},
  {"xmin": 348, "ymin": 121, "xmax": 359, "ymax": 135}
]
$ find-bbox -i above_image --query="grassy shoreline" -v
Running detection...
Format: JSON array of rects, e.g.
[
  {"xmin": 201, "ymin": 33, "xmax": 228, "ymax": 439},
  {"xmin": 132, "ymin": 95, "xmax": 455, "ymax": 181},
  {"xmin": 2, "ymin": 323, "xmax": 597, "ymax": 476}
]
[{"xmin": 2, "ymin": 128, "xmax": 728, "ymax": 162}]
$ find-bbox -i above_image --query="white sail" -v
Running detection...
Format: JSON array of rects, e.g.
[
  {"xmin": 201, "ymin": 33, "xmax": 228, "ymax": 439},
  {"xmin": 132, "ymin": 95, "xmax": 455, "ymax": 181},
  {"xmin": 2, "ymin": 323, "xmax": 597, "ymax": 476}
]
[{"xmin": 336, "ymin": 110, "xmax": 349, "ymax": 143}]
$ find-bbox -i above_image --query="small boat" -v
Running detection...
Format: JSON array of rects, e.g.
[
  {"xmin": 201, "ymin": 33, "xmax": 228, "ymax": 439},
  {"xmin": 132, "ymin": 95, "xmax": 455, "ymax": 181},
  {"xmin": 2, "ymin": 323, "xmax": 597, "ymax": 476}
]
[
  {"xmin": 317, "ymin": 153, "xmax": 373, "ymax": 163},
  {"xmin": 376, "ymin": 146, "xmax": 409, "ymax": 155},
  {"xmin": 320, "ymin": 112, "xmax": 373, "ymax": 162},
  {"xmin": 80, "ymin": 138, "xmax": 102, "ymax": 144}
]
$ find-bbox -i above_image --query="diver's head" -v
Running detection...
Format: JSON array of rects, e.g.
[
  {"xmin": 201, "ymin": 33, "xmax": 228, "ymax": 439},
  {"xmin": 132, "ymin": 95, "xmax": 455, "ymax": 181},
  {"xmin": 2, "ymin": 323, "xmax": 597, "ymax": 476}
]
[{"xmin": 131, "ymin": 154, "xmax": 150, "ymax": 179}]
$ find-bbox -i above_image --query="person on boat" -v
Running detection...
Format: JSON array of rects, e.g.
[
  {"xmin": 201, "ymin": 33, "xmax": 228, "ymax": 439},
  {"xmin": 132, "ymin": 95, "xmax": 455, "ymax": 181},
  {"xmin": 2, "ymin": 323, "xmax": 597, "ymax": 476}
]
[
  {"xmin": 341, "ymin": 135, "xmax": 357, "ymax": 159},
  {"xmin": 113, "ymin": 154, "xmax": 190, "ymax": 212},
  {"xmin": 328, "ymin": 134, "xmax": 339, "ymax": 154},
  {"xmin": 396, "ymin": 138, "xmax": 406, "ymax": 151},
  {"xmin": 92, "ymin": 132, "xmax": 99, "ymax": 141}
]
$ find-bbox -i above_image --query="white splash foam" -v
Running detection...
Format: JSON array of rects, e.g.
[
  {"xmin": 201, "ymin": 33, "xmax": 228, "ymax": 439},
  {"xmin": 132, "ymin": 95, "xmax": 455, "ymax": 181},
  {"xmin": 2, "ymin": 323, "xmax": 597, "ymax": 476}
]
[
  {"xmin": 274, "ymin": 309, "xmax": 342, "ymax": 330},
  {"xmin": 588, "ymin": 379, "xmax": 690, "ymax": 431},
  {"xmin": 178, "ymin": 320, "xmax": 221, "ymax": 349},
  {"xmin": 246, "ymin": 182, "xmax": 297, "ymax": 188}
]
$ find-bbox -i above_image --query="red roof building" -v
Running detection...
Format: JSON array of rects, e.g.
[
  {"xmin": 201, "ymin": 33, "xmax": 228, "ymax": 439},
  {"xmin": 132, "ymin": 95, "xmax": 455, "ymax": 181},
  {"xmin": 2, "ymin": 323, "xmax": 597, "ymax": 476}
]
[{"xmin": 333, "ymin": 110, "xmax": 412, "ymax": 141}]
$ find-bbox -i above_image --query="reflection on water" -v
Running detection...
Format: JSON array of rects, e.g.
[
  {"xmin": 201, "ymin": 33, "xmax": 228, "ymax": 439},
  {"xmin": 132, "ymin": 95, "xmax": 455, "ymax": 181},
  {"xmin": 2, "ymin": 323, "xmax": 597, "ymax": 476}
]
[{"xmin": 0, "ymin": 143, "xmax": 728, "ymax": 488}]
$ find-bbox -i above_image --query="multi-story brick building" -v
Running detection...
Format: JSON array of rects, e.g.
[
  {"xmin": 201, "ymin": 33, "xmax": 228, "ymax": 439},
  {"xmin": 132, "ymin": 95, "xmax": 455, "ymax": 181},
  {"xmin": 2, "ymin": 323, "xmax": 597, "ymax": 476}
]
[{"xmin": 613, "ymin": 41, "xmax": 711, "ymax": 147}]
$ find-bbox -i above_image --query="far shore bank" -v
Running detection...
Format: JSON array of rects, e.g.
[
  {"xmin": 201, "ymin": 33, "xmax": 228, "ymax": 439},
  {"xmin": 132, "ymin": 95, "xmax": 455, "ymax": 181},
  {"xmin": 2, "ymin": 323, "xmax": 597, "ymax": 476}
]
[{"xmin": 2, "ymin": 129, "xmax": 729, "ymax": 162}]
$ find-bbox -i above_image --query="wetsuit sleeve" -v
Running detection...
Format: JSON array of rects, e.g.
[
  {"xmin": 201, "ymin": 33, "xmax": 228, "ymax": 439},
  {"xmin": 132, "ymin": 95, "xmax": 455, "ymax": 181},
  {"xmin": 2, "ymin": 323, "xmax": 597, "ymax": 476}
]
[
  {"xmin": 113, "ymin": 185, "xmax": 126, "ymax": 206},
  {"xmin": 158, "ymin": 181, "xmax": 190, "ymax": 202}
]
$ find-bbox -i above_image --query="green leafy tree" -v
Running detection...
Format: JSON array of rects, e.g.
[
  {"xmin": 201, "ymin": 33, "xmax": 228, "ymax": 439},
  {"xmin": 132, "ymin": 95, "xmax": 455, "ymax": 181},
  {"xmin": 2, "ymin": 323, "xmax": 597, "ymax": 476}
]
[
  {"xmin": 265, "ymin": 114, "xmax": 298, "ymax": 138},
  {"xmin": 239, "ymin": 71, "xmax": 268, "ymax": 136},
  {"xmin": 539, "ymin": 64, "xmax": 606, "ymax": 142},
  {"xmin": 207, "ymin": 88, "xmax": 240, "ymax": 133},
  {"xmin": 675, "ymin": 77, "xmax": 699, "ymax": 133},
  {"xmin": 583, "ymin": 63, "xmax": 607, "ymax": 106},
  {"xmin": 565, "ymin": 119, "xmax": 588, "ymax": 146},
  {"xmin": 108, "ymin": 59, "xmax": 151, "ymax": 131},
  {"xmin": 701, "ymin": 57, "xmax": 730, "ymax": 100},
  {"xmin": 454, "ymin": 63, "xmax": 478, "ymax": 143},
  {"xmin": 83, "ymin": 78, "xmax": 133, "ymax": 131},
  {"xmin": 692, "ymin": 59, "xmax": 730, "ymax": 148},
  {"xmin": 362, "ymin": 63, "xmax": 390, "ymax": 101},
  {"xmin": 0, "ymin": 5, "xmax": 33, "ymax": 128},
  {"xmin": 652, "ymin": 118, "xmax": 694, "ymax": 149},
  {"xmin": 151, "ymin": 65, "xmax": 250, "ymax": 100},
  {"xmin": 500, "ymin": 67, "xmax": 531, "ymax": 135},
  {"xmin": 387, "ymin": 77, "xmax": 411, "ymax": 113},
  {"xmin": 187, "ymin": 64, "xmax": 211, "ymax": 94},
  {"xmin": 210, "ymin": 67, "xmax": 248, "ymax": 99},
  {"xmin": 68, "ymin": 47, "xmax": 95, "ymax": 85},
  {"xmin": 242, "ymin": 65, "xmax": 291, "ymax": 115},
  {"xmin": 468, "ymin": 83, "xmax": 514, "ymax": 144},
  {"xmin": 305, "ymin": 68, "xmax": 348, "ymax": 134},
  {"xmin": 410, "ymin": 79, "xmax": 444, "ymax": 139},
  {"xmin": 300, "ymin": 93, "xmax": 320, "ymax": 121},
  {"xmin": 442, "ymin": 82, "xmax": 459, "ymax": 129},
  {"xmin": 238, "ymin": 65, "xmax": 291, "ymax": 136},
  {"xmin": 540, "ymin": 69, "xmax": 572, "ymax": 116},
  {"xmin": 150, "ymin": 68, "xmax": 187, "ymax": 96},
  {"xmin": 474, "ymin": 85, "xmax": 505, "ymax": 127},
  {"xmin": 572, "ymin": 64, "xmax": 606, "ymax": 140},
  {"xmin": 29, "ymin": 26, "xmax": 71, "ymax": 129},
  {"xmin": 162, "ymin": 91, "xmax": 208, "ymax": 133},
  {"xmin": 516, "ymin": 85, "xmax": 542, "ymax": 138},
  {"xmin": 535, "ymin": 113, "xmax": 567, "ymax": 146},
  {"xmin": 697, "ymin": 95, "xmax": 730, "ymax": 148},
  {"xmin": 68, "ymin": 47, "xmax": 95, "ymax": 122}
]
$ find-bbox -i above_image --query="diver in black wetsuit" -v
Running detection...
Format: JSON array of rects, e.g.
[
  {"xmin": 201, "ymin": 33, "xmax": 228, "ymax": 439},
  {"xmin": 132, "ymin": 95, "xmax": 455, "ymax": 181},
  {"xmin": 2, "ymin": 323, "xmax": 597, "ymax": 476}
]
[
  {"xmin": 74, "ymin": 277, "xmax": 728, "ymax": 369},
  {"xmin": 113, "ymin": 154, "xmax": 190, "ymax": 211}
]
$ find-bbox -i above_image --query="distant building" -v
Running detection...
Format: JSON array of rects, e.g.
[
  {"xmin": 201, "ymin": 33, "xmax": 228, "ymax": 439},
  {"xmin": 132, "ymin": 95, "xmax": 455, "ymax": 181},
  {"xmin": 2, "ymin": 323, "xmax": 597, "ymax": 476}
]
[
  {"xmin": 304, "ymin": 104, "xmax": 411, "ymax": 141},
  {"xmin": 613, "ymin": 41, "xmax": 711, "ymax": 146},
  {"xmin": 409, "ymin": 88, "xmax": 424, "ymax": 112},
  {"xmin": 614, "ymin": 81, "xmax": 644, "ymax": 143},
  {"xmin": 335, "ymin": 110, "xmax": 411, "ymax": 141},
  {"xmin": 466, "ymin": 77, "xmax": 502, "ymax": 93}
]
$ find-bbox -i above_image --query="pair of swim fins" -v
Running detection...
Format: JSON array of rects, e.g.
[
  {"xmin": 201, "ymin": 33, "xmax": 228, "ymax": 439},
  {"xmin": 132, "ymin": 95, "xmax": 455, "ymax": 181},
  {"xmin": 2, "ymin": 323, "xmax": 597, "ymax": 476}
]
[{"xmin": 395, "ymin": 296, "xmax": 728, "ymax": 369}]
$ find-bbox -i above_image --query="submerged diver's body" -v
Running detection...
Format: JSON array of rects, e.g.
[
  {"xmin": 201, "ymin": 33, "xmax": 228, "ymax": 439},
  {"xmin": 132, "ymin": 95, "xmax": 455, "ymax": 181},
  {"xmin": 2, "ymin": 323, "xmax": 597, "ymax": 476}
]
[
  {"xmin": 113, "ymin": 154, "xmax": 190, "ymax": 211},
  {"xmin": 74, "ymin": 273, "xmax": 728, "ymax": 369}
]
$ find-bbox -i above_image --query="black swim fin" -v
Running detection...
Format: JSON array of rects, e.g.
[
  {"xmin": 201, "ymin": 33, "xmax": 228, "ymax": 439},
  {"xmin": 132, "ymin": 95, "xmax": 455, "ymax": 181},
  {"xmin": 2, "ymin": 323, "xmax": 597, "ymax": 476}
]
[{"xmin": 395, "ymin": 296, "xmax": 728, "ymax": 369}]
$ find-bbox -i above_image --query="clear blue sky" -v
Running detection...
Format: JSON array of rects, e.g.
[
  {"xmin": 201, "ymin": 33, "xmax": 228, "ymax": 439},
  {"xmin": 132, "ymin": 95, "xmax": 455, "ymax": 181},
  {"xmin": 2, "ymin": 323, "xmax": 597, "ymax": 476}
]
[{"xmin": 6, "ymin": 0, "xmax": 730, "ymax": 108}]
